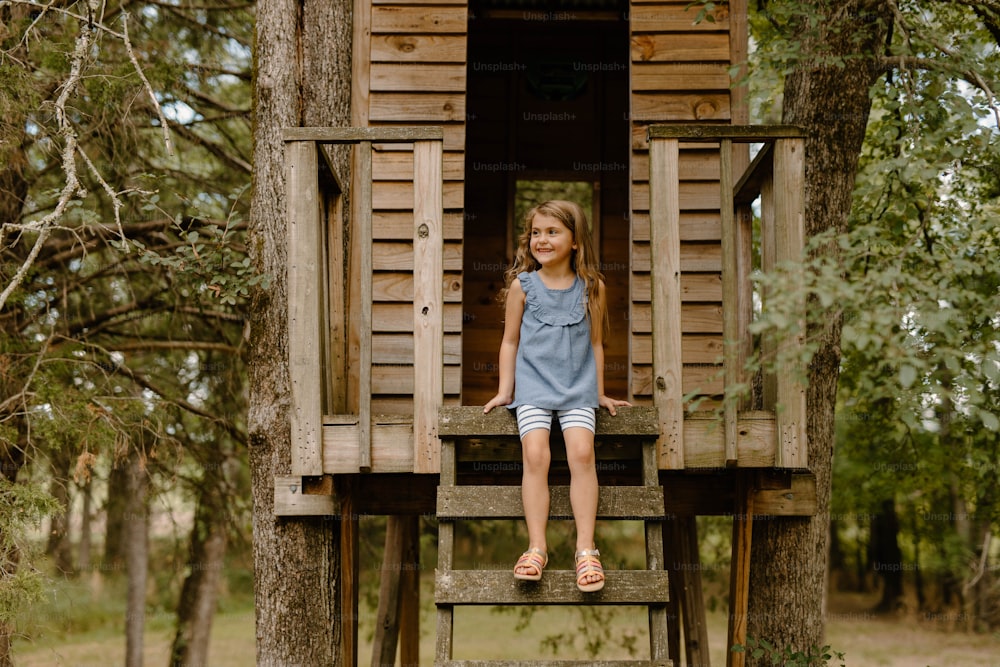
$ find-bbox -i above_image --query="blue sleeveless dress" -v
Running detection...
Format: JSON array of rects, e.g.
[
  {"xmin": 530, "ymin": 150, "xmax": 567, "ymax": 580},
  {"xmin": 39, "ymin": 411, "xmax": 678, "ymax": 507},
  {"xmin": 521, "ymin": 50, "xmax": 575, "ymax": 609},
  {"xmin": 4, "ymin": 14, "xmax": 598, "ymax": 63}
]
[{"xmin": 509, "ymin": 271, "xmax": 599, "ymax": 411}]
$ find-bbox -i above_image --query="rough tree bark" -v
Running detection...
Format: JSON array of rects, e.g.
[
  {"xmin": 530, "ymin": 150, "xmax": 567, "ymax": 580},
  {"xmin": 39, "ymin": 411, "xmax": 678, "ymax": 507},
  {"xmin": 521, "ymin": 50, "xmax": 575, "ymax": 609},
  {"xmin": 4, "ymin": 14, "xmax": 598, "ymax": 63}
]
[
  {"xmin": 124, "ymin": 447, "xmax": 149, "ymax": 667},
  {"xmin": 746, "ymin": 0, "xmax": 892, "ymax": 656},
  {"xmin": 248, "ymin": 0, "xmax": 353, "ymax": 663}
]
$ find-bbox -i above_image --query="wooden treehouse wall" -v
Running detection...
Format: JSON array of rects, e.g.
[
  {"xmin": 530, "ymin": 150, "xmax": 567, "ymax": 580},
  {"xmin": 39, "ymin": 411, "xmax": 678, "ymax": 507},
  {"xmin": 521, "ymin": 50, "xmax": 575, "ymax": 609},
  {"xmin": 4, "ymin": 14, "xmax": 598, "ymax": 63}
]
[
  {"xmin": 628, "ymin": 0, "xmax": 748, "ymax": 409},
  {"xmin": 352, "ymin": 0, "xmax": 469, "ymax": 415}
]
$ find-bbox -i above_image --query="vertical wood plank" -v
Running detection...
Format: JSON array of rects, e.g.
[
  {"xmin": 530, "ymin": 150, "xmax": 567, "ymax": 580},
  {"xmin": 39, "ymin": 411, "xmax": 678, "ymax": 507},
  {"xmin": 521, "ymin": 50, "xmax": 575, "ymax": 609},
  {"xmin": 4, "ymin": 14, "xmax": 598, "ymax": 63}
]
[
  {"xmin": 436, "ymin": 438, "xmax": 457, "ymax": 662},
  {"xmin": 726, "ymin": 472, "xmax": 753, "ymax": 667},
  {"xmin": 677, "ymin": 515, "xmax": 711, "ymax": 667},
  {"xmin": 643, "ymin": 440, "xmax": 670, "ymax": 661},
  {"xmin": 326, "ymin": 189, "xmax": 349, "ymax": 413},
  {"xmin": 372, "ymin": 516, "xmax": 405, "ymax": 667},
  {"xmin": 340, "ymin": 479, "xmax": 360, "ymax": 667},
  {"xmin": 351, "ymin": 0, "xmax": 371, "ymax": 128},
  {"xmin": 773, "ymin": 138, "xmax": 807, "ymax": 468},
  {"xmin": 286, "ymin": 141, "xmax": 324, "ymax": 475},
  {"xmin": 358, "ymin": 141, "xmax": 374, "ymax": 472},
  {"xmin": 413, "ymin": 140, "xmax": 444, "ymax": 473},
  {"xmin": 759, "ymin": 171, "xmax": 777, "ymax": 411},
  {"xmin": 649, "ymin": 137, "xmax": 685, "ymax": 469},
  {"xmin": 720, "ymin": 139, "xmax": 739, "ymax": 466},
  {"xmin": 399, "ymin": 515, "xmax": 420, "ymax": 667}
]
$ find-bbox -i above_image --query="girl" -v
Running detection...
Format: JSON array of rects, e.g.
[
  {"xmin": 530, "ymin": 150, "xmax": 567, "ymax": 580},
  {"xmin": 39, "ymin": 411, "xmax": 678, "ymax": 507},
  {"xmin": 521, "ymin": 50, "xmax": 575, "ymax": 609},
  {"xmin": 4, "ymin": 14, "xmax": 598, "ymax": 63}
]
[{"xmin": 483, "ymin": 200, "xmax": 631, "ymax": 593}]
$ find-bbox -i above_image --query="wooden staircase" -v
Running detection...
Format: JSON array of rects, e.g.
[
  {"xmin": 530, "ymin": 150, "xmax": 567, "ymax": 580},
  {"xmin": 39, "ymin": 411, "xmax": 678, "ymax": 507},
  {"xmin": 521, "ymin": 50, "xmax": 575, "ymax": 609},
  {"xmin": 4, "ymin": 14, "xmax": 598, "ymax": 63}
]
[{"xmin": 434, "ymin": 407, "xmax": 672, "ymax": 666}]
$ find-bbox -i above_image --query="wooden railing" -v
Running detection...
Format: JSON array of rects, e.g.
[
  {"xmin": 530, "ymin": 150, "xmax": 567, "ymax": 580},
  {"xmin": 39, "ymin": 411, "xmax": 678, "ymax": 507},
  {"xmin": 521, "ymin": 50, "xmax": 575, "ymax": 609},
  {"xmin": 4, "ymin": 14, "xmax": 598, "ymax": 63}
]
[
  {"xmin": 283, "ymin": 127, "xmax": 444, "ymax": 476},
  {"xmin": 647, "ymin": 125, "xmax": 808, "ymax": 470}
]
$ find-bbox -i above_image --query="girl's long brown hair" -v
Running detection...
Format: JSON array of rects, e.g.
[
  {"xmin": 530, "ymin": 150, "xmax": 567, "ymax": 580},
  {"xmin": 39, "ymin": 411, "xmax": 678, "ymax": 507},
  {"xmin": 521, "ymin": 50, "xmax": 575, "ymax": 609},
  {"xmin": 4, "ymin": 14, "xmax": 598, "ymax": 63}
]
[{"xmin": 503, "ymin": 200, "xmax": 607, "ymax": 342}]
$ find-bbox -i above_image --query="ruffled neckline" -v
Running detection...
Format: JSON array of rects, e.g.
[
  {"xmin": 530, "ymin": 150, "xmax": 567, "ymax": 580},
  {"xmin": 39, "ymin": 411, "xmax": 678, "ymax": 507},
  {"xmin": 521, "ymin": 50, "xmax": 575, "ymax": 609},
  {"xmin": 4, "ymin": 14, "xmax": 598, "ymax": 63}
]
[{"xmin": 520, "ymin": 271, "xmax": 587, "ymax": 326}]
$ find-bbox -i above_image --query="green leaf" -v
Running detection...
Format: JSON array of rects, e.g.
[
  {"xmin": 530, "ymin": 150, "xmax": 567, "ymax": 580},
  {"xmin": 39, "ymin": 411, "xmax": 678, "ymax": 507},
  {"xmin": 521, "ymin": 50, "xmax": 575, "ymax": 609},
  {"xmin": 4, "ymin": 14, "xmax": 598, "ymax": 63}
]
[{"xmin": 898, "ymin": 364, "xmax": 918, "ymax": 389}]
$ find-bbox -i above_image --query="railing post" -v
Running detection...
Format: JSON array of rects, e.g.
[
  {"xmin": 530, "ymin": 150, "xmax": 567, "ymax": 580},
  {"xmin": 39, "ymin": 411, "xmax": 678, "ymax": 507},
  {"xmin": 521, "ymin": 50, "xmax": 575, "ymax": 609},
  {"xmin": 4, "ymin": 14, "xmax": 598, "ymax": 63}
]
[
  {"xmin": 357, "ymin": 141, "xmax": 374, "ymax": 472},
  {"xmin": 412, "ymin": 139, "xmax": 444, "ymax": 473},
  {"xmin": 286, "ymin": 140, "xmax": 324, "ymax": 476},
  {"xmin": 649, "ymin": 136, "xmax": 685, "ymax": 470},
  {"xmin": 772, "ymin": 138, "xmax": 807, "ymax": 468},
  {"xmin": 720, "ymin": 138, "xmax": 739, "ymax": 466}
]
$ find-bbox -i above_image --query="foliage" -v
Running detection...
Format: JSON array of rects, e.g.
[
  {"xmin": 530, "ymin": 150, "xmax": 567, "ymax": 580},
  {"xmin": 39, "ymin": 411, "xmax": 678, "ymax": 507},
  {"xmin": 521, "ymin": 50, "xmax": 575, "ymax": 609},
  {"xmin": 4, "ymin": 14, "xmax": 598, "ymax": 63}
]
[{"xmin": 732, "ymin": 636, "xmax": 846, "ymax": 667}]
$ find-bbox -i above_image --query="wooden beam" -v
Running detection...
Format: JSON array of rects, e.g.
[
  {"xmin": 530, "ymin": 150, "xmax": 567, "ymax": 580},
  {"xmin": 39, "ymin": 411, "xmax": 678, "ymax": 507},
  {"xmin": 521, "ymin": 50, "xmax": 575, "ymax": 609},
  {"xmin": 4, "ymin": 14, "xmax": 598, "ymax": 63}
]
[
  {"xmin": 372, "ymin": 516, "xmax": 406, "ymax": 667},
  {"xmin": 720, "ymin": 138, "xmax": 739, "ymax": 466},
  {"xmin": 399, "ymin": 516, "xmax": 420, "ymax": 667},
  {"xmin": 285, "ymin": 141, "xmax": 324, "ymax": 476},
  {"xmin": 339, "ymin": 478, "xmax": 360, "ymax": 667},
  {"xmin": 648, "ymin": 137, "xmax": 685, "ymax": 469},
  {"xmin": 727, "ymin": 472, "xmax": 754, "ymax": 667},
  {"xmin": 647, "ymin": 124, "xmax": 807, "ymax": 141},
  {"xmin": 773, "ymin": 138, "xmax": 807, "ymax": 469},
  {"xmin": 437, "ymin": 405, "xmax": 660, "ymax": 437},
  {"xmin": 273, "ymin": 475, "xmax": 336, "ymax": 516},
  {"xmin": 283, "ymin": 126, "xmax": 445, "ymax": 143},
  {"xmin": 412, "ymin": 139, "xmax": 444, "ymax": 473},
  {"xmin": 358, "ymin": 141, "xmax": 374, "ymax": 472}
]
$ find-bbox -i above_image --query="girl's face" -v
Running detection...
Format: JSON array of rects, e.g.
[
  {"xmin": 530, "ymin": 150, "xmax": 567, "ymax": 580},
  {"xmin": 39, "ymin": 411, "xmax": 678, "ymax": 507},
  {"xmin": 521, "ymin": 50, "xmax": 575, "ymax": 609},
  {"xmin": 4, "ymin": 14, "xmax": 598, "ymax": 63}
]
[{"xmin": 528, "ymin": 213, "xmax": 577, "ymax": 269}]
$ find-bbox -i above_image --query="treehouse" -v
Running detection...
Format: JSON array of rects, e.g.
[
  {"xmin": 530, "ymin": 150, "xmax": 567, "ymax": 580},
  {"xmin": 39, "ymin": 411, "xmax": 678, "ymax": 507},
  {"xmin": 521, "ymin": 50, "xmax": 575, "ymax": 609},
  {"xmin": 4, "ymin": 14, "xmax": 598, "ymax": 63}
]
[{"xmin": 275, "ymin": 1, "xmax": 816, "ymax": 665}]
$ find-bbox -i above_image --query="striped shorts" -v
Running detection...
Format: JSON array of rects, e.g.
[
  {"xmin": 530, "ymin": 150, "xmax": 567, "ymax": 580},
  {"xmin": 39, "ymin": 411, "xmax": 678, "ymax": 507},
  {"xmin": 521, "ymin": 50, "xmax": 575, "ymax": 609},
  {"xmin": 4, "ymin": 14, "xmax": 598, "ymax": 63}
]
[{"xmin": 515, "ymin": 405, "xmax": 596, "ymax": 439}]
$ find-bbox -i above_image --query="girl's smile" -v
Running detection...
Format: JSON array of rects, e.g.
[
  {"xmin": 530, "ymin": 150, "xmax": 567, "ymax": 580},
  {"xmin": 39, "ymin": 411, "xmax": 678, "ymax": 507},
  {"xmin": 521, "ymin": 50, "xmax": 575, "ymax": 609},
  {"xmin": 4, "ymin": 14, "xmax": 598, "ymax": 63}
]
[{"xmin": 529, "ymin": 213, "xmax": 577, "ymax": 271}]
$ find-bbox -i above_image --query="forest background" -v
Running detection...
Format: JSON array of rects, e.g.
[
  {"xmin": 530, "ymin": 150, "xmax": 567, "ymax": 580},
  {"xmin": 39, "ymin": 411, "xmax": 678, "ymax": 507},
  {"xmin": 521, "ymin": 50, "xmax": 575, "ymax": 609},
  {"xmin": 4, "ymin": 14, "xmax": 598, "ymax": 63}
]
[{"xmin": 1, "ymin": 0, "xmax": 999, "ymax": 665}]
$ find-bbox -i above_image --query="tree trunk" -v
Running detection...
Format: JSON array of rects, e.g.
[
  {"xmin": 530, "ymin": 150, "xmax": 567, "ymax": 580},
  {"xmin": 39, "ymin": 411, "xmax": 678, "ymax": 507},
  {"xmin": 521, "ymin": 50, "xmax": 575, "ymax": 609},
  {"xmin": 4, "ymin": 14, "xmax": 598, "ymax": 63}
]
[
  {"xmin": 169, "ymin": 495, "xmax": 227, "ymax": 667},
  {"xmin": 248, "ymin": 0, "xmax": 353, "ymax": 663},
  {"xmin": 747, "ymin": 0, "xmax": 892, "ymax": 656},
  {"xmin": 46, "ymin": 448, "xmax": 75, "ymax": 575},
  {"xmin": 79, "ymin": 478, "xmax": 93, "ymax": 573},
  {"xmin": 105, "ymin": 458, "xmax": 130, "ymax": 568},
  {"xmin": 872, "ymin": 499, "xmax": 904, "ymax": 612},
  {"xmin": 124, "ymin": 448, "xmax": 149, "ymax": 667}
]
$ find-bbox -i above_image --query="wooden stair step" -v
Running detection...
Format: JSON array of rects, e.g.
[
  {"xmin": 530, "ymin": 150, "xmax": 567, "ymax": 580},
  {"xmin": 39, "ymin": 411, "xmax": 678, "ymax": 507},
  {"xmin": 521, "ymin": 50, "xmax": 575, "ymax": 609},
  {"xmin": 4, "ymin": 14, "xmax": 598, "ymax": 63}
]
[
  {"xmin": 436, "ymin": 660, "xmax": 672, "ymax": 667},
  {"xmin": 437, "ymin": 485, "xmax": 666, "ymax": 520},
  {"xmin": 435, "ymin": 569, "xmax": 670, "ymax": 606}
]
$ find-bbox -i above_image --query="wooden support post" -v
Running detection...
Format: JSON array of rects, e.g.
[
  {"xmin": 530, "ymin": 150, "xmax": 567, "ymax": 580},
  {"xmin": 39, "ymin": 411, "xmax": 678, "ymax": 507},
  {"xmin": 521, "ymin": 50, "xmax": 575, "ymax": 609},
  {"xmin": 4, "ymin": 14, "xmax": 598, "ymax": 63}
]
[
  {"xmin": 412, "ymin": 139, "xmax": 443, "ymax": 474},
  {"xmin": 649, "ymin": 136, "xmax": 684, "ymax": 469},
  {"xmin": 399, "ymin": 515, "xmax": 420, "ymax": 667},
  {"xmin": 773, "ymin": 138, "xmax": 807, "ymax": 469},
  {"xmin": 286, "ymin": 140, "xmax": 324, "ymax": 476},
  {"xmin": 643, "ymin": 440, "xmax": 670, "ymax": 662},
  {"xmin": 435, "ymin": 439, "xmax": 456, "ymax": 663},
  {"xmin": 372, "ymin": 516, "xmax": 406, "ymax": 667},
  {"xmin": 720, "ymin": 138, "xmax": 739, "ymax": 466},
  {"xmin": 676, "ymin": 515, "xmax": 710, "ymax": 667},
  {"xmin": 727, "ymin": 472, "xmax": 754, "ymax": 667},
  {"xmin": 357, "ymin": 141, "xmax": 374, "ymax": 473},
  {"xmin": 340, "ymin": 478, "xmax": 360, "ymax": 667},
  {"xmin": 664, "ymin": 519, "xmax": 683, "ymax": 667}
]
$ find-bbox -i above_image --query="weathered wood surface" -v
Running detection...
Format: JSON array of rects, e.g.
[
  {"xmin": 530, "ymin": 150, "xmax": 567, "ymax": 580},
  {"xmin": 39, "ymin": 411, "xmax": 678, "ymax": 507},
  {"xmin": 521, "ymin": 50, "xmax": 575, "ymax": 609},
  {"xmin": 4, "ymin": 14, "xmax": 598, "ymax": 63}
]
[
  {"xmin": 437, "ymin": 406, "xmax": 660, "ymax": 437},
  {"xmin": 647, "ymin": 124, "xmax": 808, "ymax": 141},
  {"xmin": 436, "ymin": 661, "xmax": 671, "ymax": 667},
  {"xmin": 370, "ymin": 34, "xmax": 466, "ymax": 63},
  {"xmin": 436, "ymin": 485, "xmax": 666, "ymax": 520},
  {"xmin": 273, "ymin": 475, "xmax": 336, "ymax": 516},
  {"xmin": 285, "ymin": 142, "xmax": 324, "ymax": 475},
  {"xmin": 631, "ymin": 33, "xmax": 730, "ymax": 62},
  {"xmin": 720, "ymin": 138, "xmax": 739, "ymax": 464},
  {"xmin": 283, "ymin": 126, "xmax": 444, "ymax": 142},
  {"xmin": 434, "ymin": 570, "xmax": 670, "ymax": 605}
]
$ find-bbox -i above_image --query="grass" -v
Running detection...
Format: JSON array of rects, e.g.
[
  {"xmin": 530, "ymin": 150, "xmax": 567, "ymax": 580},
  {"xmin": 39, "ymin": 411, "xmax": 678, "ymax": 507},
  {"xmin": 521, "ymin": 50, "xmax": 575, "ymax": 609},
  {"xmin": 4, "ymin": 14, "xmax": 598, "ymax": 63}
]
[{"xmin": 15, "ymin": 575, "xmax": 1000, "ymax": 666}]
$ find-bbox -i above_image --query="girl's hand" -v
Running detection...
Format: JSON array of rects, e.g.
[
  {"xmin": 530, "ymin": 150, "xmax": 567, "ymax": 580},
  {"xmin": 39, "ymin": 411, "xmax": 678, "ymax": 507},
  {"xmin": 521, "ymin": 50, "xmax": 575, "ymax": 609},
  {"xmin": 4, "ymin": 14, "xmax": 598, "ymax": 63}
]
[
  {"xmin": 483, "ymin": 394, "xmax": 513, "ymax": 414},
  {"xmin": 599, "ymin": 395, "xmax": 632, "ymax": 417}
]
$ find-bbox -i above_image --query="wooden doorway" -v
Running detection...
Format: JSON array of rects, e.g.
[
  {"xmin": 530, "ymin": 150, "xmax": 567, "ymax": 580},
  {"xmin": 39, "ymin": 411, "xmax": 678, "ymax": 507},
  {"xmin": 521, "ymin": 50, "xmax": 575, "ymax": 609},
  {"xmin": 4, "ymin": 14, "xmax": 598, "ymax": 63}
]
[{"xmin": 461, "ymin": 0, "xmax": 631, "ymax": 404}]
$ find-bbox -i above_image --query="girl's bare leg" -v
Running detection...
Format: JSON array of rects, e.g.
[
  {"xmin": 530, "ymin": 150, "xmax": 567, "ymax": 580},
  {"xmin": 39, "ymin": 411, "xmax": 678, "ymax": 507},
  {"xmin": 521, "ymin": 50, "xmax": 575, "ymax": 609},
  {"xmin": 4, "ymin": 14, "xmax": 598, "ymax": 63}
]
[
  {"xmin": 518, "ymin": 428, "xmax": 551, "ymax": 575},
  {"xmin": 564, "ymin": 428, "xmax": 601, "ymax": 585}
]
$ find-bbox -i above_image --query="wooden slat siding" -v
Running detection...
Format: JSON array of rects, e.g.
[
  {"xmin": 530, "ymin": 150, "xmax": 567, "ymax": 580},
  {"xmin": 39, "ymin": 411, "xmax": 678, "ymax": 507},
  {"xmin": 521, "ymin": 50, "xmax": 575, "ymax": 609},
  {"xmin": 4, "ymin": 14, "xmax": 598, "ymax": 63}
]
[
  {"xmin": 632, "ymin": 244, "xmax": 722, "ymax": 274},
  {"xmin": 631, "ymin": 304, "xmax": 722, "ymax": 334},
  {"xmin": 412, "ymin": 139, "xmax": 444, "ymax": 473},
  {"xmin": 371, "ymin": 34, "xmax": 466, "ymax": 63},
  {"xmin": 372, "ymin": 181, "xmax": 463, "ymax": 209},
  {"xmin": 373, "ymin": 365, "xmax": 460, "ymax": 394},
  {"xmin": 632, "ymin": 63, "xmax": 731, "ymax": 91},
  {"xmin": 632, "ymin": 274, "xmax": 722, "ymax": 303},
  {"xmin": 358, "ymin": 141, "xmax": 375, "ymax": 471},
  {"xmin": 631, "ymin": 33, "xmax": 731, "ymax": 62},
  {"xmin": 773, "ymin": 138, "xmax": 807, "ymax": 469},
  {"xmin": 372, "ymin": 242, "xmax": 462, "ymax": 270},
  {"xmin": 370, "ymin": 63, "xmax": 465, "ymax": 91},
  {"xmin": 632, "ymin": 212, "xmax": 722, "ymax": 242},
  {"xmin": 373, "ymin": 151, "xmax": 465, "ymax": 181},
  {"xmin": 633, "ymin": 149, "xmax": 721, "ymax": 181},
  {"xmin": 632, "ymin": 365, "xmax": 723, "ymax": 397},
  {"xmin": 373, "ymin": 272, "xmax": 462, "ymax": 302},
  {"xmin": 632, "ymin": 335, "xmax": 724, "ymax": 366},
  {"xmin": 632, "ymin": 93, "xmax": 731, "ymax": 122},
  {"xmin": 369, "ymin": 93, "xmax": 466, "ymax": 122},
  {"xmin": 372, "ymin": 211, "xmax": 462, "ymax": 239},
  {"xmin": 286, "ymin": 141, "xmax": 324, "ymax": 476},
  {"xmin": 720, "ymin": 138, "xmax": 739, "ymax": 465},
  {"xmin": 649, "ymin": 137, "xmax": 684, "ymax": 469},
  {"xmin": 629, "ymin": 2, "xmax": 730, "ymax": 31},
  {"xmin": 373, "ymin": 334, "xmax": 461, "ymax": 365},
  {"xmin": 632, "ymin": 181, "xmax": 721, "ymax": 211},
  {"xmin": 371, "ymin": 4, "xmax": 466, "ymax": 33},
  {"xmin": 374, "ymin": 303, "xmax": 462, "ymax": 331}
]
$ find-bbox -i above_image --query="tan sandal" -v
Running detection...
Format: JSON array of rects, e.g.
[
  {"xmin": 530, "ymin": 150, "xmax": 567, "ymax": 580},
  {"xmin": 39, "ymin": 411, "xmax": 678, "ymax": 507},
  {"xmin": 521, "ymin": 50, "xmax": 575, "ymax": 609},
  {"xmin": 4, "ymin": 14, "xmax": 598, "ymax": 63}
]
[
  {"xmin": 575, "ymin": 548, "xmax": 605, "ymax": 592},
  {"xmin": 513, "ymin": 547, "xmax": 548, "ymax": 581}
]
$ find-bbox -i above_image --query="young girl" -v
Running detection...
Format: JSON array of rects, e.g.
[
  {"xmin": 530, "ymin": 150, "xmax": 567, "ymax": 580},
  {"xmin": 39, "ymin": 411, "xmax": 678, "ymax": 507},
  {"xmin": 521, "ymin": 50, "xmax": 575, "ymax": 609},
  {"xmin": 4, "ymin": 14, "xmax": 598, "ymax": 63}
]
[{"xmin": 483, "ymin": 200, "xmax": 631, "ymax": 593}]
